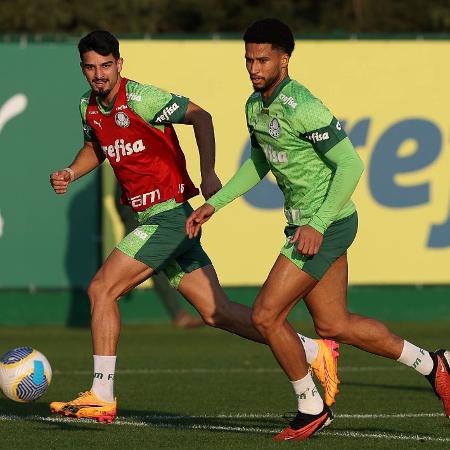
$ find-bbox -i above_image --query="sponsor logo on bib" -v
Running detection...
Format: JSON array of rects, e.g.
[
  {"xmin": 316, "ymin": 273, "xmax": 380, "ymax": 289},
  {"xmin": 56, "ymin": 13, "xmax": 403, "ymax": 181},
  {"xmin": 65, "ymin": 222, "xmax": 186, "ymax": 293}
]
[{"xmin": 101, "ymin": 139, "xmax": 146, "ymax": 163}]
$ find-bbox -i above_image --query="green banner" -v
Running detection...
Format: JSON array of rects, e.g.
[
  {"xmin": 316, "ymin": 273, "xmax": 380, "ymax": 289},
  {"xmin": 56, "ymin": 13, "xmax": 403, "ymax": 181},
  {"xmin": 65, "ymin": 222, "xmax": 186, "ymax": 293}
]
[{"xmin": 0, "ymin": 43, "xmax": 100, "ymax": 288}]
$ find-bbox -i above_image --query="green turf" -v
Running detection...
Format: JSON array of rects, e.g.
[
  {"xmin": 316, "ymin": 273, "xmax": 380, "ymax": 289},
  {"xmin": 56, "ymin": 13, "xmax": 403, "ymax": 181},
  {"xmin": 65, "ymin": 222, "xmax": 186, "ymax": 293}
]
[{"xmin": 0, "ymin": 322, "xmax": 449, "ymax": 449}]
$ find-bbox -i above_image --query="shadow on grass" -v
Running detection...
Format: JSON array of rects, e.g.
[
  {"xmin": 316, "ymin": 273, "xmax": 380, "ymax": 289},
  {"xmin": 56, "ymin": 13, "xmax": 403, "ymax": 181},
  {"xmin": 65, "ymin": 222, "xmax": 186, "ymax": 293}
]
[
  {"xmin": 119, "ymin": 408, "xmax": 283, "ymax": 434},
  {"xmin": 341, "ymin": 380, "xmax": 432, "ymax": 394},
  {"xmin": 2, "ymin": 400, "xmax": 446, "ymax": 440},
  {"xmin": 326, "ymin": 423, "xmax": 442, "ymax": 440},
  {"xmin": 0, "ymin": 398, "xmax": 50, "ymax": 416},
  {"xmin": 0, "ymin": 399, "xmax": 283, "ymax": 434}
]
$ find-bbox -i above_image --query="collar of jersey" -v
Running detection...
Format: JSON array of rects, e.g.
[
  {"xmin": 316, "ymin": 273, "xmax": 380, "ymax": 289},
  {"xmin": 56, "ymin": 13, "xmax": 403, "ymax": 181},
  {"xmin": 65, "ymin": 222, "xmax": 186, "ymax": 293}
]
[
  {"xmin": 261, "ymin": 76, "xmax": 291, "ymax": 108},
  {"xmin": 94, "ymin": 95, "xmax": 118, "ymax": 115}
]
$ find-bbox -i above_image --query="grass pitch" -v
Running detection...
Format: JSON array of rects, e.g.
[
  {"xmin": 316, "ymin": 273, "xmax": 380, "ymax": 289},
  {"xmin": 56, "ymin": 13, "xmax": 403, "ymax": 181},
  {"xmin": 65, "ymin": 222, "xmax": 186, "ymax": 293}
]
[{"xmin": 0, "ymin": 321, "xmax": 449, "ymax": 449}]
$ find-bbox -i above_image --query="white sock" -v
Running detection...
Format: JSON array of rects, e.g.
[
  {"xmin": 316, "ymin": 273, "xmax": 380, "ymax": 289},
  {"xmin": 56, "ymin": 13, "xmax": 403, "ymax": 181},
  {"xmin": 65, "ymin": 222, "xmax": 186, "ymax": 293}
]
[
  {"xmin": 297, "ymin": 334, "xmax": 319, "ymax": 363},
  {"xmin": 91, "ymin": 355, "xmax": 117, "ymax": 402},
  {"xmin": 291, "ymin": 372, "xmax": 324, "ymax": 415},
  {"xmin": 397, "ymin": 341, "xmax": 433, "ymax": 376}
]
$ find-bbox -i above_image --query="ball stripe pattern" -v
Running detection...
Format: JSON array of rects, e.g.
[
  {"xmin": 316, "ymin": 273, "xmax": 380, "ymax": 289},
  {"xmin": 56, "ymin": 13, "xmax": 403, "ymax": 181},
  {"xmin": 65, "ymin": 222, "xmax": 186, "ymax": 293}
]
[
  {"xmin": 0, "ymin": 347, "xmax": 34, "ymax": 365},
  {"xmin": 16, "ymin": 372, "xmax": 50, "ymax": 401}
]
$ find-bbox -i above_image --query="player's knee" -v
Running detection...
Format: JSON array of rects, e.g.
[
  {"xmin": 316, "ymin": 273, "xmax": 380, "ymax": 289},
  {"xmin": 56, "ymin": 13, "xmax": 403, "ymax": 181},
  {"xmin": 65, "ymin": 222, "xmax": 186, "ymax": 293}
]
[
  {"xmin": 87, "ymin": 278, "xmax": 109, "ymax": 305},
  {"xmin": 251, "ymin": 308, "xmax": 274, "ymax": 334},
  {"xmin": 314, "ymin": 320, "xmax": 349, "ymax": 341},
  {"xmin": 87, "ymin": 279, "xmax": 98, "ymax": 301}
]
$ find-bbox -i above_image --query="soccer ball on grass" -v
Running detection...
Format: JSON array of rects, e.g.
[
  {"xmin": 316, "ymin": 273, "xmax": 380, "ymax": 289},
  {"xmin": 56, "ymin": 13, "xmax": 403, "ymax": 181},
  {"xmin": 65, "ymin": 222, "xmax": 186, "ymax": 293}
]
[{"xmin": 0, "ymin": 347, "xmax": 52, "ymax": 402}]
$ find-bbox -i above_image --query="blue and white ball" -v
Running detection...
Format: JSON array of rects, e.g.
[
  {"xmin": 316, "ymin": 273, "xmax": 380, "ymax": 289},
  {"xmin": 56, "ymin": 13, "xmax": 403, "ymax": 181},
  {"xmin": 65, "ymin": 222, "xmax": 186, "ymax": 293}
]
[{"xmin": 0, "ymin": 347, "xmax": 52, "ymax": 402}]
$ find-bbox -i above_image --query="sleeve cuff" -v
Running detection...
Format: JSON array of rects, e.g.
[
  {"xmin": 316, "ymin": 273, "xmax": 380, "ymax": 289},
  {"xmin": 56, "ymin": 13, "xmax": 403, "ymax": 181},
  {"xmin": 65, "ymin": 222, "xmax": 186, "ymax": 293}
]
[
  {"xmin": 308, "ymin": 215, "xmax": 328, "ymax": 234},
  {"xmin": 206, "ymin": 198, "xmax": 221, "ymax": 211}
]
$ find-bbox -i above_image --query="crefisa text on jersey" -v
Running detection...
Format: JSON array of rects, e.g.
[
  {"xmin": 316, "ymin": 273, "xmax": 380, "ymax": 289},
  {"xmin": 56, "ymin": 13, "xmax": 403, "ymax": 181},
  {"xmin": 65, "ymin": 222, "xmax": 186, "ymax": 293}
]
[{"xmin": 101, "ymin": 139, "xmax": 146, "ymax": 163}]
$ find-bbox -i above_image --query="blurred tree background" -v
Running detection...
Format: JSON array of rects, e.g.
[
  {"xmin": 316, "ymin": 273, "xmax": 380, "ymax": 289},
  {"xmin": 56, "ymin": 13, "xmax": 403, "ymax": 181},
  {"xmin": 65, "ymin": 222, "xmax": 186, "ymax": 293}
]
[{"xmin": 0, "ymin": 0, "xmax": 449, "ymax": 35}]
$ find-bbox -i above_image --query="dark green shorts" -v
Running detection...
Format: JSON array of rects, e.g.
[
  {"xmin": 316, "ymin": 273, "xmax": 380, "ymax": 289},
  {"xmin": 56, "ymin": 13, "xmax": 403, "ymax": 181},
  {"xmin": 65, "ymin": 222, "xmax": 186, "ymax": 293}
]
[
  {"xmin": 280, "ymin": 212, "xmax": 358, "ymax": 280},
  {"xmin": 116, "ymin": 202, "xmax": 211, "ymax": 288}
]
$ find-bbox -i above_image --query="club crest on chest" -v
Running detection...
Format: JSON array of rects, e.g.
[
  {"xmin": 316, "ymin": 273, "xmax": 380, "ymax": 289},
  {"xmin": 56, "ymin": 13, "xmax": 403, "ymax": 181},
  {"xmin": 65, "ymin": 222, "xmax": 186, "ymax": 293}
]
[
  {"xmin": 115, "ymin": 111, "xmax": 130, "ymax": 128},
  {"xmin": 268, "ymin": 117, "xmax": 281, "ymax": 138}
]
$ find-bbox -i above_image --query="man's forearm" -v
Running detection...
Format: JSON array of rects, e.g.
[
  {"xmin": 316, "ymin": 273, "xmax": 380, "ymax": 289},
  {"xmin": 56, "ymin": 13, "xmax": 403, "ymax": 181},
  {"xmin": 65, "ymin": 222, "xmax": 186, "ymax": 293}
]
[
  {"xmin": 69, "ymin": 142, "xmax": 105, "ymax": 180},
  {"xmin": 207, "ymin": 147, "xmax": 270, "ymax": 211},
  {"xmin": 309, "ymin": 138, "xmax": 364, "ymax": 233},
  {"xmin": 192, "ymin": 110, "xmax": 216, "ymax": 176},
  {"xmin": 184, "ymin": 103, "xmax": 216, "ymax": 176}
]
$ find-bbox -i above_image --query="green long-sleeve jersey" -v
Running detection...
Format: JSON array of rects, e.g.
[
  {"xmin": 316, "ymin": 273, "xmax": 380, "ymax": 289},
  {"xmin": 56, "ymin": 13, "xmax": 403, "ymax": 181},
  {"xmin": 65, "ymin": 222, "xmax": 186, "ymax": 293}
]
[{"xmin": 208, "ymin": 77, "xmax": 364, "ymax": 233}]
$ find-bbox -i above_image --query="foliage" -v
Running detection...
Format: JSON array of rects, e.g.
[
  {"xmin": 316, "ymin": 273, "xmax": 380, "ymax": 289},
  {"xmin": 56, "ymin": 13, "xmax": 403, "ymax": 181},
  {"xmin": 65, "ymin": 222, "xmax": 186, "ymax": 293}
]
[{"xmin": 0, "ymin": 0, "xmax": 449, "ymax": 35}]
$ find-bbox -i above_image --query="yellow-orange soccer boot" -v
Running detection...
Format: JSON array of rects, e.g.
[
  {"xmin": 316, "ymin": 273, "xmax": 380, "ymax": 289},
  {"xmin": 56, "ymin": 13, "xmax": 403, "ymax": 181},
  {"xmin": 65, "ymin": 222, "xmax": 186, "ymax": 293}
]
[
  {"xmin": 50, "ymin": 390, "xmax": 117, "ymax": 423},
  {"xmin": 310, "ymin": 339, "xmax": 340, "ymax": 406}
]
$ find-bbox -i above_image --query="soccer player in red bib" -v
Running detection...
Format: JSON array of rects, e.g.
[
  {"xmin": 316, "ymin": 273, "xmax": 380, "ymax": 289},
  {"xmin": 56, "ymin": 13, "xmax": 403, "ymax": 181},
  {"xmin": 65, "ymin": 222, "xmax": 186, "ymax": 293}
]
[{"xmin": 49, "ymin": 30, "xmax": 340, "ymax": 423}]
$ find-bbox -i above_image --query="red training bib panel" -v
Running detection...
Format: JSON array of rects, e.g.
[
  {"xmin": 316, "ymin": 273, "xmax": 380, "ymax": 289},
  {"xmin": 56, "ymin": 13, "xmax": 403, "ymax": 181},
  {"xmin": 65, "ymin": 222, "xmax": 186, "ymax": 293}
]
[{"xmin": 86, "ymin": 78, "xmax": 199, "ymax": 212}]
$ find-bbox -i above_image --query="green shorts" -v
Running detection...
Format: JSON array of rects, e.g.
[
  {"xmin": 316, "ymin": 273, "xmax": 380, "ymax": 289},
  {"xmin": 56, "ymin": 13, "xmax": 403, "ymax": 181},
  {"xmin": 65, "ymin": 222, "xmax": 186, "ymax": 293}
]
[
  {"xmin": 116, "ymin": 202, "xmax": 211, "ymax": 288},
  {"xmin": 281, "ymin": 212, "xmax": 358, "ymax": 280}
]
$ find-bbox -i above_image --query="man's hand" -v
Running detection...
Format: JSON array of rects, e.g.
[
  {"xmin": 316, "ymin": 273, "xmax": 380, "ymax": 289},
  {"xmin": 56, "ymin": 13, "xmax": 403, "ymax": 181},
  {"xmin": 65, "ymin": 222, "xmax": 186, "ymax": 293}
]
[
  {"xmin": 200, "ymin": 171, "xmax": 222, "ymax": 200},
  {"xmin": 186, "ymin": 203, "xmax": 216, "ymax": 238},
  {"xmin": 50, "ymin": 170, "xmax": 72, "ymax": 194},
  {"xmin": 290, "ymin": 225, "xmax": 323, "ymax": 256}
]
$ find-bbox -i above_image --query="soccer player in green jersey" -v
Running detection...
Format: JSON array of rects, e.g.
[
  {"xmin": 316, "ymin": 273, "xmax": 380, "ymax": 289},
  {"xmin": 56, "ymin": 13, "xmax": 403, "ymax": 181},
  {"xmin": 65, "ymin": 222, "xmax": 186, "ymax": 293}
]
[{"xmin": 186, "ymin": 18, "xmax": 450, "ymax": 441}]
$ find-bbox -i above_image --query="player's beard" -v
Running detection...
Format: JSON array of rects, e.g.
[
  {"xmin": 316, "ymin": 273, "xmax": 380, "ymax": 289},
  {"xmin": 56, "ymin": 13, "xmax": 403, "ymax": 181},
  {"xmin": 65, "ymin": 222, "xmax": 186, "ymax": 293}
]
[
  {"xmin": 91, "ymin": 79, "xmax": 111, "ymax": 98},
  {"xmin": 95, "ymin": 88, "xmax": 112, "ymax": 98},
  {"xmin": 252, "ymin": 73, "xmax": 280, "ymax": 94}
]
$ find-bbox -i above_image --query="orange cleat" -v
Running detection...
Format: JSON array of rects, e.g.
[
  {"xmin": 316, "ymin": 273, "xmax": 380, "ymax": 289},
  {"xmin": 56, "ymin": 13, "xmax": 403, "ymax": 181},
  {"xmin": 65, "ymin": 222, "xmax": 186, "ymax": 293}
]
[
  {"xmin": 310, "ymin": 339, "xmax": 340, "ymax": 406},
  {"xmin": 426, "ymin": 349, "xmax": 450, "ymax": 418},
  {"xmin": 273, "ymin": 405, "xmax": 333, "ymax": 441},
  {"xmin": 50, "ymin": 390, "xmax": 117, "ymax": 423}
]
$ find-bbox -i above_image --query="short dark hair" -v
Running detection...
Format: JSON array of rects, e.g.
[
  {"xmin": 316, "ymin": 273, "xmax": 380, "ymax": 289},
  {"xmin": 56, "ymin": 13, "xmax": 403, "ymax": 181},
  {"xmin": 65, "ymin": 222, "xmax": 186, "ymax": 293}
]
[
  {"xmin": 78, "ymin": 30, "xmax": 120, "ymax": 60},
  {"xmin": 243, "ymin": 18, "xmax": 295, "ymax": 56}
]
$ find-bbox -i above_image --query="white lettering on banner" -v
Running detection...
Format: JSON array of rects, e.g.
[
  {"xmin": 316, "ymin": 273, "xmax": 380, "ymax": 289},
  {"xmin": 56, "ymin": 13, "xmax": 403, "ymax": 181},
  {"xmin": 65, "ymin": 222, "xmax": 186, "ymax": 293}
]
[
  {"xmin": 101, "ymin": 139, "xmax": 146, "ymax": 163},
  {"xmin": 0, "ymin": 93, "xmax": 28, "ymax": 134},
  {"xmin": 262, "ymin": 144, "xmax": 288, "ymax": 163},
  {"xmin": 155, "ymin": 103, "xmax": 180, "ymax": 123},
  {"xmin": 179, "ymin": 184, "xmax": 185, "ymax": 193},
  {"xmin": 279, "ymin": 93, "xmax": 298, "ymax": 109},
  {"xmin": 0, "ymin": 94, "xmax": 28, "ymax": 240},
  {"xmin": 129, "ymin": 189, "xmax": 161, "ymax": 208}
]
